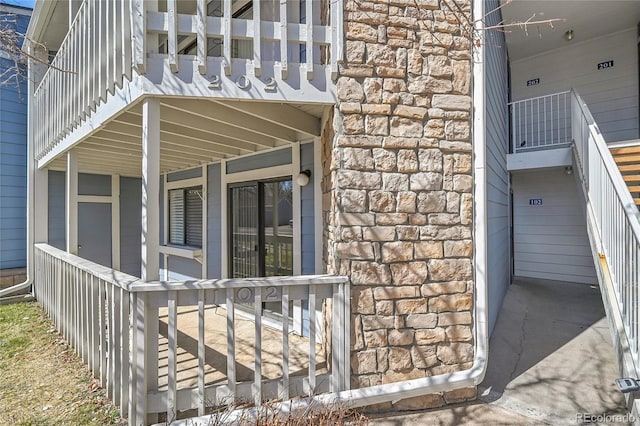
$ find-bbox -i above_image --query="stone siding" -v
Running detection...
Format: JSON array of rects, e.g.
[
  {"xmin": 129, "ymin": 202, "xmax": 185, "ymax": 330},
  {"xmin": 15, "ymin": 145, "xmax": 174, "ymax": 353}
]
[{"xmin": 322, "ymin": 0, "xmax": 475, "ymax": 410}]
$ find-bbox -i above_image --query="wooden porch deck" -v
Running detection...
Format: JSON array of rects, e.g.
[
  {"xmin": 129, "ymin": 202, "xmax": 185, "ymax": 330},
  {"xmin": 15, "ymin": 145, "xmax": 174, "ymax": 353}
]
[{"xmin": 156, "ymin": 305, "xmax": 327, "ymax": 393}]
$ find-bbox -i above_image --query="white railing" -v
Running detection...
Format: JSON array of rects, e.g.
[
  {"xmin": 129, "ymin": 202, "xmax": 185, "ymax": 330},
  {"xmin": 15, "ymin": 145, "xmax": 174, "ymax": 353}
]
[
  {"xmin": 32, "ymin": 0, "xmax": 133, "ymax": 160},
  {"xmin": 33, "ymin": 243, "xmax": 350, "ymax": 425},
  {"xmin": 571, "ymin": 90, "xmax": 640, "ymax": 377},
  {"xmin": 509, "ymin": 91, "xmax": 572, "ymax": 153}
]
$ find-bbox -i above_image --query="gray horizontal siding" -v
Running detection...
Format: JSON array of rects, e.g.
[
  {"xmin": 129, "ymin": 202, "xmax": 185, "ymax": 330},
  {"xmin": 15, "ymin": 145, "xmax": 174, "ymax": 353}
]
[
  {"xmin": 167, "ymin": 167, "xmax": 202, "ymax": 182},
  {"xmin": 48, "ymin": 170, "xmax": 66, "ymax": 250},
  {"xmin": 485, "ymin": 0, "xmax": 511, "ymax": 334},
  {"xmin": 120, "ymin": 177, "xmax": 142, "ymax": 277},
  {"xmin": 226, "ymin": 148, "xmax": 292, "ymax": 174},
  {"xmin": 0, "ymin": 26, "xmax": 29, "ymax": 269},
  {"xmin": 512, "ymin": 169, "xmax": 596, "ymax": 285}
]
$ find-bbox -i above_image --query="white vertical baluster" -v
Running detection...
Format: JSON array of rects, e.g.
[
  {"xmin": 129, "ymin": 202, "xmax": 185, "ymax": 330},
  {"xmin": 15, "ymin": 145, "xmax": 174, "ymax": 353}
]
[
  {"xmin": 281, "ymin": 287, "xmax": 289, "ymax": 399},
  {"xmin": 226, "ymin": 288, "xmax": 236, "ymax": 399},
  {"xmin": 167, "ymin": 290, "xmax": 178, "ymax": 422},
  {"xmin": 253, "ymin": 0, "xmax": 261, "ymax": 77},
  {"xmin": 331, "ymin": 283, "xmax": 339, "ymax": 391},
  {"xmin": 120, "ymin": 289, "xmax": 130, "ymax": 417},
  {"xmin": 168, "ymin": 0, "xmax": 179, "ymax": 73},
  {"xmin": 134, "ymin": 0, "xmax": 146, "ymax": 73},
  {"xmin": 223, "ymin": 0, "xmax": 232, "ymax": 75},
  {"xmin": 198, "ymin": 289, "xmax": 206, "ymax": 415},
  {"xmin": 122, "ymin": 0, "xmax": 132, "ymax": 81},
  {"xmin": 305, "ymin": 0, "xmax": 313, "ymax": 80},
  {"xmin": 197, "ymin": 0, "xmax": 207, "ymax": 75},
  {"xmin": 91, "ymin": 275, "xmax": 99, "ymax": 378},
  {"xmin": 99, "ymin": 279, "xmax": 107, "ymax": 389},
  {"xmin": 129, "ymin": 292, "xmax": 138, "ymax": 421},
  {"xmin": 343, "ymin": 281, "xmax": 351, "ymax": 390},
  {"xmin": 112, "ymin": 285, "xmax": 122, "ymax": 405},
  {"xmin": 280, "ymin": 0, "xmax": 288, "ymax": 79},
  {"xmin": 254, "ymin": 288, "xmax": 262, "ymax": 406},
  {"xmin": 308, "ymin": 284, "xmax": 316, "ymax": 395}
]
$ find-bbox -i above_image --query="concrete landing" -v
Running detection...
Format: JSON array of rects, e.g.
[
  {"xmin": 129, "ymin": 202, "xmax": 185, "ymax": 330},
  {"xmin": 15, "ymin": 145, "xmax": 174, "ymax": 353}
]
[
  {"xmin": 480, "ymin": 278, "xmax": 627, "ymax": 424},
  {"xmin": 370, "ymin": 278, "xmax": 629, "ymax": 425}
]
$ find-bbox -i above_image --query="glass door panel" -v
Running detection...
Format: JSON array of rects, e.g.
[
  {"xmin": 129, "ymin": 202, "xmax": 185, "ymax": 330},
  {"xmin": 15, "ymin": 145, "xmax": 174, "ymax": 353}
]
[{"xmin": 230, "ymin": 184, "xmax": 258, "ymax": 278}]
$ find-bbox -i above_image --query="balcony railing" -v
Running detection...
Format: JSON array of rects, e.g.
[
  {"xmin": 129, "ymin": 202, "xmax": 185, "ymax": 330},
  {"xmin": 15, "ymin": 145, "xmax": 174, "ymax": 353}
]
[
  {"xmin": 509, "ymin": 91, "xmax": 572, "ymax": 153},
  {"xmin": 31, "ymin": 0, "xmax": 343, "ymax": 162},
  {"xmin": 33, "ymin": 243, "xmax": 350, "ymax": 425},
  {"xmin": 32, "ymin": 0, "xmax": 133, "ymax": 161}
]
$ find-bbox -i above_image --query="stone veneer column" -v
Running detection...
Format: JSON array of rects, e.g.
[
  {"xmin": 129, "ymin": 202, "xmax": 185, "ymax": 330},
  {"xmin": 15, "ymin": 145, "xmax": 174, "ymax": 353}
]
[{"xmin": 323, "ymin": 0, "xmax": 476, "ymax": 410}]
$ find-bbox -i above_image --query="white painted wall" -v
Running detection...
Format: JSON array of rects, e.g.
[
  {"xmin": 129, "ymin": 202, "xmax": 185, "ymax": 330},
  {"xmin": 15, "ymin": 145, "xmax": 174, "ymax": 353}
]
[
  {"xmin": 511, "ymin": 28, "xmax": 639, "ymax": 143},
  {"xmin": 512, "ymin": 168, "xmax": 596, "ymax": 284}
]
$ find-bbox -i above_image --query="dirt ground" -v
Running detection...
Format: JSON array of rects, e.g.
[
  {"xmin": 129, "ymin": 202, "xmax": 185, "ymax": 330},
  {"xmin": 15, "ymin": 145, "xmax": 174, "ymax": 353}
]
[{"xmin": 0, "ymin": 301, "xmax": 124, "ymax": 425}]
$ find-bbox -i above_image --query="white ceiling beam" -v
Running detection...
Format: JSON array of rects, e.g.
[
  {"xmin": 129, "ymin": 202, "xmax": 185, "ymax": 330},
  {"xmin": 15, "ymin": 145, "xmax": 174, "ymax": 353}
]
[
  {"xmin": 164, "ymin": 99, "xmax": 301, "ymax": 143},
  {"xmin": 210, "ymin": 100, "xmax": 322, "ymax": 137},
  {"xmin": 116, "ymin": 111, "xmax": 269, "ymax": 152}
]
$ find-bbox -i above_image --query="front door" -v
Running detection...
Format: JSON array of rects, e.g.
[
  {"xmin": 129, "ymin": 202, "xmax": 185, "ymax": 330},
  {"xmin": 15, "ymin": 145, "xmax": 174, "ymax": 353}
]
[
  {"xmin": 78, "ymin": 202, "xmax": 112, "ymax": 267},
  {"xmin": 229, "ymin": 178, "xmax": 293, "ymax": 318}
]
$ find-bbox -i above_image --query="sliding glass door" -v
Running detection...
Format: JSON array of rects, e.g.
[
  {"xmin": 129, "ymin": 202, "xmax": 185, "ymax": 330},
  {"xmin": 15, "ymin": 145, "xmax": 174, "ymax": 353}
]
[{"xmin": 229, "ymin": 178, "xmax": 294, "ymax": 319}]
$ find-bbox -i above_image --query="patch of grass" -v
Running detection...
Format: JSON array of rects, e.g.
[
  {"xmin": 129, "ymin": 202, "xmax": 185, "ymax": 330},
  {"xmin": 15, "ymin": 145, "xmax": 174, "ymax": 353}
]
[{"xmin": 0, "ymin": 302, "xmax": 123, "ymax": 425}]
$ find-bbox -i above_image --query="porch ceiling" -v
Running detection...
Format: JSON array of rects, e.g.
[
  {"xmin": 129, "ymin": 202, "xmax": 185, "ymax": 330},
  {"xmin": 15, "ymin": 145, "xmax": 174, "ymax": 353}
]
[
  {"xmin": 501, "ymin": 0, "xmax": 640, "ymax": 61},
  {"xmin": 48, "ymin": 99, "xmax": 326, "ymax": 177}
]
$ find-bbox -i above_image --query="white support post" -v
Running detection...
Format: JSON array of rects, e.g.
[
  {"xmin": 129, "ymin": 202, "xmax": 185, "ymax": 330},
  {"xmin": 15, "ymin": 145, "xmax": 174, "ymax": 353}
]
[
  {"xmin": 112, "ymin": 175, "xmax": 121, "ymax": 270},
  {"xmin": 141, "ymin": 98, "xmax": 160, "ymax": 282},
  {"xmin": 66, "ymin": 150, "xmax": 78, "ymax": 255},
  {"xmin": 292, "ymin": 145, "xmax": 302, "ymax": 334}
]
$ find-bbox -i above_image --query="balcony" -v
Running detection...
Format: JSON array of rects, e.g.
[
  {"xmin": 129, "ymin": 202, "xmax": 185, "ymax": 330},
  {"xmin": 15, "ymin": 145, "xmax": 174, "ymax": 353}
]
[{"xmin": 31, "ymin": 0, "xmax": 343, "ymax": 164}]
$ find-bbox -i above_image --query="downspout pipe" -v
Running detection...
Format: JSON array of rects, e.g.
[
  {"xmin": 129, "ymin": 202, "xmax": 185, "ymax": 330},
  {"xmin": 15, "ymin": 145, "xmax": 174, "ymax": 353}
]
[
  {"xmin": 171, "ymin": 1, "xmax": 489, "ymax": 423},
  {"xmin": 0, "ymin": 44, "xmax": 36, "ymax": 299}
]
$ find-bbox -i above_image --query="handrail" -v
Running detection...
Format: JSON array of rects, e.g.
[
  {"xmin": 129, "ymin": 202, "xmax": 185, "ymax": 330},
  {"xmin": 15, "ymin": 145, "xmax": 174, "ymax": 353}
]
[
  {"xmin": 571, "ymin": 90, "xmax": 640, "ymax": 240},
  {"xmin": 34, "ymin": 242, "xmax": 346, "ymax": 292},
  {"xmin": 571, "ymin": 89, "xmax": 640, "ymax": 381}
]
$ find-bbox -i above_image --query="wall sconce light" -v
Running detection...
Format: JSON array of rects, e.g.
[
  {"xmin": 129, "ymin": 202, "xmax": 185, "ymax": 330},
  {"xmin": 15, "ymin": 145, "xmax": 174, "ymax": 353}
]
[
  {"xmin": 564, "ymin": 29, "xmax": 574, "ymax": 41},
  {"xmin": 564, "ymin": 166, "xmax": 573, "ymax": 175},
  {"xmin": 296, "ymin": 169, "xmax": 311, "ymax": 186}
]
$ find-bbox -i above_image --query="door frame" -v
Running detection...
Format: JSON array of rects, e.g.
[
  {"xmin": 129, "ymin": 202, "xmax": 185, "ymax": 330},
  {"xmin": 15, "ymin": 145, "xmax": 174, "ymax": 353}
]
[{"xmin": 220, "ymin": 145, "xmax": 305, "ymax": 333}]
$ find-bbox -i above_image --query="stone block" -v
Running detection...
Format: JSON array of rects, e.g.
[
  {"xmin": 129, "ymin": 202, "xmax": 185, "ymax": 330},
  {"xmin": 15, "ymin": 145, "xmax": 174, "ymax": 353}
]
[
  {"xmin": 405, "ymin": 313, "xmax": 438, "ymax": 328},
  {"xmin": 382, "ymin": 241, "xmax": 414, "ymax": 263},
  {"xmin": 444, "ymin": 240, "xmax": 472, "ymax": 257},
  {"xmin": 421, "ymin": 281, "xmax": 467, "ymax": 296},
  {"xmin": 414, "ymin": 241, "xmax": 444, "ymax": 259},
  {"xmin": 351, "ymin": 261, "xmax": 392, "ymax": 285},
  {"xmin": 415, "ymin": 327, "xmax": 446, "ymax": 344},
  {"xmin": 428, "ymin": 293, "xmax": 473, "ymax": 313},
  {"xmin": 388, "ymin": 329, "xmax": 415, "ymax": 346},
  {"xmin": 437, "ymin": 342, "xmax": 474, "ymax": 364},
  {"xmin": 410, "ymin": 172, "xmax": 443, "ymax": 191},
  {"xmin": 396, "ymin": 298, "xmax": 428, "ymax": 314},
  {"xmin": 373, "ymin": 286, "xmax": 421, "ymax": 300},
  {"xmin": 388, "ymin": 347, "xmax": 413, "ymax": 371},
  {"xmin": 391, "ymin": 261, "xmax": 428, "ymax": 285}
]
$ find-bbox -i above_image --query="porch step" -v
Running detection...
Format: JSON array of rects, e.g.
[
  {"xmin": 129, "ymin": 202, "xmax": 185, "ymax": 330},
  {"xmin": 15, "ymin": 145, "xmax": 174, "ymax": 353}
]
[{"xmin": 610, "ymin": 144, "xmax": 640, "ymax": 208}]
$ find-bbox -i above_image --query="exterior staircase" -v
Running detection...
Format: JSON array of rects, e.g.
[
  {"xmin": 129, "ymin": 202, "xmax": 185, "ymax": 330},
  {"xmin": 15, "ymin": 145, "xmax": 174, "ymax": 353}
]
[{"xmin": 610, "ymin": 143, "xmax": 640, "ymax": 206}]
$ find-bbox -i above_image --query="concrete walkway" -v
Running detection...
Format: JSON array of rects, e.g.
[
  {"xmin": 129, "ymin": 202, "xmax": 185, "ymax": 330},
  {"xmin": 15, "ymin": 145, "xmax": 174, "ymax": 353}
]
[{"xmin": 370, "ymin": 278, "xmax": 629, "ymax": 425}]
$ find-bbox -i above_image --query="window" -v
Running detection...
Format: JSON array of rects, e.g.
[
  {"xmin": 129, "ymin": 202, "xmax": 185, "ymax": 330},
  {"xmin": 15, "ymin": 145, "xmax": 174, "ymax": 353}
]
[{"xmin": 169, "ymin": 186, "xmax": 203, "ymax": 248}]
